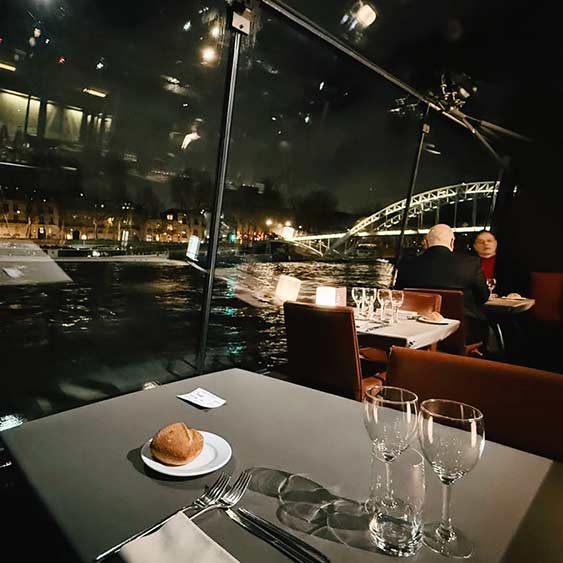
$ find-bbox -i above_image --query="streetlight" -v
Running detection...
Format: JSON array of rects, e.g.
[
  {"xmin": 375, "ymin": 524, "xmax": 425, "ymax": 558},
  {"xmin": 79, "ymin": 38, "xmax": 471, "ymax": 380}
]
[{"xmin": 265, "ymin": 219, "xmax": 273, "ymax": 226}]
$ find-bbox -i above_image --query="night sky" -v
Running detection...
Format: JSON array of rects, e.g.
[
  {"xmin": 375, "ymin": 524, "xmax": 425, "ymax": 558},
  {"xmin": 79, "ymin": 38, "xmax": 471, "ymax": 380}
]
[{"xmin": 1, "ymin": 0, "xmax": 558, "ymax": 213}]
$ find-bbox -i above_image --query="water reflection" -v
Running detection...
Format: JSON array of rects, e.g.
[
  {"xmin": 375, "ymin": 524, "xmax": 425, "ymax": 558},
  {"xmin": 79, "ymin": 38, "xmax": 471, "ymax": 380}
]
[{"xmin": 0, "ymin": 259, "xmax": 389, "ymax": 420}]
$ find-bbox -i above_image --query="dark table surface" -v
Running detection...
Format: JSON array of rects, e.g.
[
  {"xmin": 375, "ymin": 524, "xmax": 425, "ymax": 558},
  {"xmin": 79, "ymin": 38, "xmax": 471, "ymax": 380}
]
[{"xmin": 4, "ymin": 369, "xmax": 563, "ymax": 563}]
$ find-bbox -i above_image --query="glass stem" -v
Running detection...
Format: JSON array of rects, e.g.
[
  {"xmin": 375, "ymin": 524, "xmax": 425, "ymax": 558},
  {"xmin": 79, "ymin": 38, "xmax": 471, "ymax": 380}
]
[
  {"xmin": 438, "ymin": 483, "xmax": 455, "ymax": 541},
  {"xmin": 385, "ymin": 461, "xmax": 393, "ymax": 500}
]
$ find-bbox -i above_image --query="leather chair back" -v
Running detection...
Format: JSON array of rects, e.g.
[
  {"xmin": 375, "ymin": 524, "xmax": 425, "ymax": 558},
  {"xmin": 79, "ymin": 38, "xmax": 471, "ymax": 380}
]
[
  {"xmin": 401, "ymin": 291, "xmax": 442, "ymax": 317},
  {"xmin": 283, "ymin": 301, "xmax": 364, "ymax": 401},
  {"xmin": 530, "ymin": 272, "xmax": 563, "ymax": 324},
  {"xmin": 387, "ymin": 347, "xmax": 563, "ymax": 461},
  {"xmin": 405, "ymin": 288, "xmax": 466, "ymax": 354}
]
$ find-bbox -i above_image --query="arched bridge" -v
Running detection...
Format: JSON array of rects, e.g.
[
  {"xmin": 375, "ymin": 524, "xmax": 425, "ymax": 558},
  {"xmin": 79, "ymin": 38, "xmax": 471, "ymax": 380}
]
[{"xmin": 286, "ymin": 180, "xmax": 498, "ymax": 256}]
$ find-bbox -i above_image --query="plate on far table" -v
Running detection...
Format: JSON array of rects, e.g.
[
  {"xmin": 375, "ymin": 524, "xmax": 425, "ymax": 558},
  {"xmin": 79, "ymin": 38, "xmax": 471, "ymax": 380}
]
[
  {"xmin": 417, "ymin": 316, "xmax": 450, "ymax": 325},
  {"xmin": 500, "ymin": 295, "xmax": 528, "ymax": 301},
  {"xmin": 141, "ymin": 431, "xmax": 232, "ymax": 477}
]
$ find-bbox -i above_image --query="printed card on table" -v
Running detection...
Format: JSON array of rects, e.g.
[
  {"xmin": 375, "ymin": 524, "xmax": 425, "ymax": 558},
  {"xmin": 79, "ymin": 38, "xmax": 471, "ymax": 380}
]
[{"xmin": 178, "ymin": 387, "xmax": 226, "ymax": 409}]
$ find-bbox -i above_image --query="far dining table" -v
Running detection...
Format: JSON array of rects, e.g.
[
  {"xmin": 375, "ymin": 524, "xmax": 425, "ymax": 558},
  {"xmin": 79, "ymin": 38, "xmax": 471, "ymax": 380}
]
[
  {"xmin": 355, "ymin": 316, "xmax": 460, "ymax": 351},
  {"xmin": 483, "ymin": 297, "xmax": 536, "ymax": 358},
  {"xmin": 6, "ymin": 368, "xmax": 560, "ymax": 563}
]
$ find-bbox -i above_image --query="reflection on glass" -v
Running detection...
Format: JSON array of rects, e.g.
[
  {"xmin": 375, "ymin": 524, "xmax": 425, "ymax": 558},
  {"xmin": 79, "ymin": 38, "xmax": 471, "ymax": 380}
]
[{"xmin": 1, "ymin": 0, "xmax": 227, "ymax": 421}]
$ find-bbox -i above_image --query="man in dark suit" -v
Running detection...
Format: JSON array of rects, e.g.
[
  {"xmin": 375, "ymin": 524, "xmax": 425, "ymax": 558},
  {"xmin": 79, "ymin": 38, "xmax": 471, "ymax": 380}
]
[{"xmin": 395, "ymin": 224, "xmax": 490, "ymax": 343}]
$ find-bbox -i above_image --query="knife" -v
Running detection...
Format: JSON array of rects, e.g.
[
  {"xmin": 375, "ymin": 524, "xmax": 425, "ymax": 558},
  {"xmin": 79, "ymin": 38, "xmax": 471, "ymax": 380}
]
[
  {"xmin": 224, "ymin": 508, "xmax": 323, "ymax": 563},
  {"xmin": 237, "ymin": 508, "xmax": 331, "ymax": 563}
]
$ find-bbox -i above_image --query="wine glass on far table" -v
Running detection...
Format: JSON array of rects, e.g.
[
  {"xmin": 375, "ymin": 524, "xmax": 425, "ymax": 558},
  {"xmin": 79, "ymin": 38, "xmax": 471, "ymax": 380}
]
[
  {"xmin": 377, "ymin": 289, "xmax": 391, "ymax": 323},
  {"xmin": 418, "ymin": 399, "xmax": 485, "ymax": 559},
  {"xmin": 390, "ymin": 290, "xmax": 404, "ymax": 323},
  {"xmin": 486, "ymin": 278, "xmax": 497, "ymax": 298},
  {"xmin": 352, "ymin": 287, "xmax": 364, "ymax": 317},
  {"xmin": 363, "ymin": 288, "xmax": 377, "ymax": 319}
]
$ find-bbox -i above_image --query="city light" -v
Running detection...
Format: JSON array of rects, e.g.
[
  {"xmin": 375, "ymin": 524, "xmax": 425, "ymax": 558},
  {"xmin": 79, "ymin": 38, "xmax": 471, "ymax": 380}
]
[
  {"xmin": 285, "ymin": 221, "xmax": 292, "ymax": 227},
  {"xmin": 0, "ymin": 62, "xmax": 16, "ymax": 72},
  {"xmin": 83, "ymin": 88, "xmax": 107, "ymax": 98},
  {"xmin": 319, "ymin": 81, "xmax": 325, "ymax": 91},
  {"xmin": 304, "ymin": 115, "xmax": 310, "ymax": 124},
  {"xmin": 183, "ymin": 20, "xmax": 192, "ymax": 31},
  {"xmin": 201, "ymin": 46, "xmax": 217, "ymax": 64},
  {"xmin": 210, "ymin": 25, "xmax": 221, "ymax": 39},
  {"xmin": 265, "ymin": 219, "xmax": 273, "ymax": 226}
]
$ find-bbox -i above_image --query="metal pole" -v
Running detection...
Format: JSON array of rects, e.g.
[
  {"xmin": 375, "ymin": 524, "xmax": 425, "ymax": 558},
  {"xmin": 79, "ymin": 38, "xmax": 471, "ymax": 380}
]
[
  {"xmin": 485, "ymin": 166, "xmax": 504, "ymax": 230},
  {"xmin": 392, "ymin": 104, "xmax": 430, "ymax": 285},
  {"xmin": 196, "ymin": 21, "xmax": 243, "ymax": 374}
]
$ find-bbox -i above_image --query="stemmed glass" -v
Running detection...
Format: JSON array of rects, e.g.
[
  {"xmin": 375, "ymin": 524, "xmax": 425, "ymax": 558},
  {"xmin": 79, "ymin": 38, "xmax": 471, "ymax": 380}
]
[
  {"xmin": 377, "ymin": 289, "xmax": 392, "ymax": 323},
  {"xmin": 486, "ymin": 278, "xmax": 497, "ymax": 298},
  {"xmin": 352, "ymin": 287, "xmax": 365, "ymax": 317},
  {"xmin": 418, "ymin": 399, "xmax": 485, "ymax": 559},
  {"xmin": 391, "ymin": 290, "xmax": 404, "ymax": 323},
  {"xmin": 363, "ymin": 288, "xmax": 377, "ymax": 320},
  {"xmin": 364, "ymin": 387, "xmax": 419, "ymax": 507}
]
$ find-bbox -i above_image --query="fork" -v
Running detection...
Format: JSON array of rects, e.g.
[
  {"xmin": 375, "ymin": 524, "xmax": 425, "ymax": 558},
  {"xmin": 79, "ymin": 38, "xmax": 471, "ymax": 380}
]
[
  {"xmin": 94, "ymin": 472, "xmax": 231, "ymax": 561},
  {"xmin": 190, "ymin": 470, "xmax": 252, "ymax": 520}
]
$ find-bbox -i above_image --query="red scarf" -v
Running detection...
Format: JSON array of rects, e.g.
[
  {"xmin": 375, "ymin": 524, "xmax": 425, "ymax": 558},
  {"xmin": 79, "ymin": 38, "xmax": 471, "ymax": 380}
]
[{"xmin": 480, "ymin": 255, "xmax": 496, "ymax": 280}]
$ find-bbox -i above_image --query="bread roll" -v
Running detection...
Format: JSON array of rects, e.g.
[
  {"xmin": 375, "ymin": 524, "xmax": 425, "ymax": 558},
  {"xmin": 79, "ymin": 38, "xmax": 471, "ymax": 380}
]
[
  {"xmin": 506, "ymin": 292, "xmax": 522, "ymax": 299},
  {"xmin": 150, "ymin": 422, "xmax": 203, "ymax": 466},
  {"xmin": 427, "ymin": 311, "xmax": 444, "ymax": 321}
]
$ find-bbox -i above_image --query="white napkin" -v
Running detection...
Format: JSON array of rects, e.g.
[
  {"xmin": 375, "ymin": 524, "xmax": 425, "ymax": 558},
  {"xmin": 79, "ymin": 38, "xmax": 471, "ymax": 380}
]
[{"xmin": 120, "ymin": 513, "xmax": 239, "ymax": 563}]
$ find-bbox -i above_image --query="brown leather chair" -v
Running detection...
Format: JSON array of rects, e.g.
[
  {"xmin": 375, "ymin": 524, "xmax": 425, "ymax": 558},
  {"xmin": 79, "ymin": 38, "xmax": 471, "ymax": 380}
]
[
  {"xmin": 401, "ymin": 291, "xmax": 442, "ymax": 317},
  {"xmin": 283, "ymin": 301, "xmax": 383, "ymax": 401},
  {"xmin": 359, "ymin": 291, "xmax": 443, "ymax": 364},
  {"xmin": 386, "ymin": 346, "xmax": 563, "ymax": 461},
  {"xmin": 404, "ymin": 288, "xmax": 481, "ymax": 356},
  {"xmin": 530, "ymin": 272, "xmax": 563, "ymax": 324}
]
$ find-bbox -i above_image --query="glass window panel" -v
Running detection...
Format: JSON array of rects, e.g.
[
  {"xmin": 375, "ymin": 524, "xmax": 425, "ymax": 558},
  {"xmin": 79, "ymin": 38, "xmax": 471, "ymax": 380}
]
[
  {"xmin": 0, "ymin": 0, "xmax": 228, "ymax": 428},
  {"xmin": 206, "ymin": 8, "xmax": 421, "ymax": 373}
]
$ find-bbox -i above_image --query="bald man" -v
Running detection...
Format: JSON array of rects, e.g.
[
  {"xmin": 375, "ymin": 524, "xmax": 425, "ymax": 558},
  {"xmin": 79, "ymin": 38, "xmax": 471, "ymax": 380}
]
[{"xmin": 396, "ymin": 224, "xmax": 490, "ymax": 342}]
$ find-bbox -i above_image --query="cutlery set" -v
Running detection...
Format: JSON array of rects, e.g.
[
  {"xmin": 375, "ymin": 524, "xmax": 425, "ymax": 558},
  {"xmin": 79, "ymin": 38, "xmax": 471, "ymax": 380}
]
[{"xmin": 95, "ymin": 471, "xmax": 330, "ymax": 563}]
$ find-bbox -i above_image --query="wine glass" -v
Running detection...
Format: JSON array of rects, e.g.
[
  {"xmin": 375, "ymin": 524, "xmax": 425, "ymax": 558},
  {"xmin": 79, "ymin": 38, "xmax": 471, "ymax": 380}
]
[
  {"xmin": 377, "ymin": 289, "xmax": 391, "ymax": 323},
  {"xmin": 390, "ymin": 290, "xmax": 404, "ymax": 323},
  {"xmin": 364, "ymin": 387, "xmax": 419, "ymax": 508},
  {"xmin": 363, "ymin": 288, "xmax": 377, "ymax": 319},
  {"xmin": 352, "ymin": 287, "xmax": 364, "ymax": 317},
  {"xmin": 486, "ymin": 278, "xmax": 496, "ymax": 298},
  {"xmin": 418, "ymin": 399, "xmax": 485, "ymax": 559}
]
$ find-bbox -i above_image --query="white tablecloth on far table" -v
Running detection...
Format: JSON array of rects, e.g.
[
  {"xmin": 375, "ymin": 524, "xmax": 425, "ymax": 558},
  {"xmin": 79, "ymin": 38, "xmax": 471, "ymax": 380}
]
[
  {"xmin": 484, "ymin": 297, "xmax": 536, "ymax": 314},
  {"xmin": 356, "ymin": 318, "xmax": 460, "ymax": 349}
]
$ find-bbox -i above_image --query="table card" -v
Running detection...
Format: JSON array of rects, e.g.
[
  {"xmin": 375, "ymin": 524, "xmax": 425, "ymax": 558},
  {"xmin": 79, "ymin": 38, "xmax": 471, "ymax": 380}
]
[{"xmin": 177, "ymin": 388, "xmax": 226, "ymax": 409}]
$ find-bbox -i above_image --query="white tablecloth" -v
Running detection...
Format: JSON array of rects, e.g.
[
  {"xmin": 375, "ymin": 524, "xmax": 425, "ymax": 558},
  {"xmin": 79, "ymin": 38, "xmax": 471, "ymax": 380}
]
[{"xmin": 356, "ymin": 318, "xmax": 460, "ymax": 349}]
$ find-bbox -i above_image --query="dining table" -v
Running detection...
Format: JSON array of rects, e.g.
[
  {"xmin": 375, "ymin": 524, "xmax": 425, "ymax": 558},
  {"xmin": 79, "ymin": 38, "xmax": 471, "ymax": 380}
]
[
  {"xmin": 3, "ymin": 368, "xmax": 563, "ymax": 563},
  {"xmin": 483, "ymin": 296, "xmax": 536, "ymax": 358},
  {"xmin": 356, "ymin": 315, "xmax": 460, "ymax": 351}
]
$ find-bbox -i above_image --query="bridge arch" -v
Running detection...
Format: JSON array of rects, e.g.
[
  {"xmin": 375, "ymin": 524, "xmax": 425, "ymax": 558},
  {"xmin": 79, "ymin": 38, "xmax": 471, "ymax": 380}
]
[
  {"xmin": 332, "ymin": 180, "xmax": 498, "ymax": 250},
  {"xmin": 287, "ymin": 180, "xmax": 498, "ymax": 255}
]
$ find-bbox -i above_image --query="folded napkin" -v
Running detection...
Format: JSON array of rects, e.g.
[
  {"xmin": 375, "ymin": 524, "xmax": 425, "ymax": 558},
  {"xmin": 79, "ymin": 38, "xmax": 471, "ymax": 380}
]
[{"xmin": 120, "ymin": 513, "xmax": 239, "ymax": 563}]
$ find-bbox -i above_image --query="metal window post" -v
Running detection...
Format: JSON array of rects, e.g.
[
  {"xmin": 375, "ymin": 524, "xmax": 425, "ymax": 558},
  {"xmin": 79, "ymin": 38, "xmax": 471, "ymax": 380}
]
[
  {"xmin": 196, "ymin": 4, "xmax": 250, "ymax": 374},
  {"xmin": 392, "ymin": 104, "xmax": 431, "ymax": 285}
]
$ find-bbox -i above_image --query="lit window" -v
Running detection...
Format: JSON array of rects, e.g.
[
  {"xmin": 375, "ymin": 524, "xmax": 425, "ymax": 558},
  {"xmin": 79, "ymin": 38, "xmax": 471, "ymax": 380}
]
[{"xmin": 166, "ymin": 214, "xmax": 174, "ymax": 221}]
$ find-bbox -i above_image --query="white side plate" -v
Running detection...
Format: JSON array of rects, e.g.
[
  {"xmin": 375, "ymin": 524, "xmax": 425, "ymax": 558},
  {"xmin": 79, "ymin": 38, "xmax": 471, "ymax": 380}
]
[
  {"xmin": 417, "ymin": 317, "xmax": 450, "ymax": 325},
  {"xmin": 141, "ymin": 431, "xmax": 232, "ymax": 477}
]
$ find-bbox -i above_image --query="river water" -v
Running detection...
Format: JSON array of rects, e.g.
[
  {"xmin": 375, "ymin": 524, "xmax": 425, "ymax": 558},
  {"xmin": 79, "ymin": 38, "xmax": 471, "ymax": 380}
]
[{"xmin": 0, "ymin": 259, "xmax": 392, "ymax": 425}]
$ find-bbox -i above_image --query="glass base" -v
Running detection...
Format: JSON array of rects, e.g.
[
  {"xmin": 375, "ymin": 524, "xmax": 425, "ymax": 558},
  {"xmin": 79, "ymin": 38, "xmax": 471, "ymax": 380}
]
[
  {"xmin": 369, "ymin": 499, "xmax": 422, "ymax": 557},
  {"xmin": 423, "ymin": 522, "xmax": 474, "ymax": 559}
]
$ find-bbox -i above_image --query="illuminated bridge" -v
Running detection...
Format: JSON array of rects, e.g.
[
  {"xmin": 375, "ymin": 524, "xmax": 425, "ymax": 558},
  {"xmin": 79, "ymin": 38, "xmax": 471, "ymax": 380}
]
[{"xmin": 286, "ymin": 180, "xmax": 499, "ymax": 256}]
